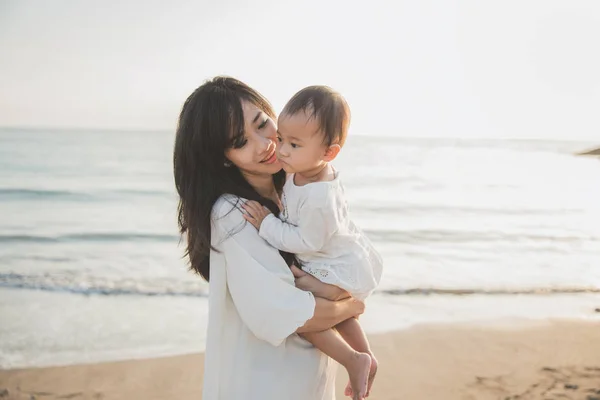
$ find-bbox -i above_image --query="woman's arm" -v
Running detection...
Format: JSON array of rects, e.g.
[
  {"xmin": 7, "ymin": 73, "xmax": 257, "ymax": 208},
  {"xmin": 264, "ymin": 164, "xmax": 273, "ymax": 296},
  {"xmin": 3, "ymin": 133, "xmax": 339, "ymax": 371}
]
[
  {"xmin": 247, "ymin": 194, "xmax": 337, "ymax": 254},
  {"xmin": 296, "ymin": 296, "xmax": 364, "ymax": 333},
  {"xmin": 293, "ymin": 267, "xmax": 363, "ymax": 333},
  {"xmin": 213, "ymin": 198, "xmax": 319, "ymax": 346}
]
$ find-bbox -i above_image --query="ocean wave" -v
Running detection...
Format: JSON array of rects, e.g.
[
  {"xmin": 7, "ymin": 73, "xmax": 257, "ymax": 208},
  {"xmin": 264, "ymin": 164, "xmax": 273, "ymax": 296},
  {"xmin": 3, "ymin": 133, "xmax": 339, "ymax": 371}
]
[
  {"xmin": 0, "ymin": 272, "xmax": 207, "ymax": 297},
  {"xmin": 0, "ymin": 188, "xmax": 93, "ymax": 200},
  {"xmin": 1, "ymin": 272, "xmax": 598, "ymax": 298},
  {"xmin": 0, "ymin": 232, "xmax": 179, "ymax": 243},
  {"xmin": 353, "ymin": 203, "xmax": 580, "ymax": 216},
  {"xmin": 380, "ymin": 287, "xmax": 600, "ymax": 296},
  {"xmin": 2, "ymin": 255, "xmax": 74, "ymax": 263},
  {"xmin": 362, "ymin": 229, "xmax": 597, "ymax": 244},
  {"xmin": 1, "ymin": 228, "xmax": 595, "ymax": 245},
  {"xmin": 0, "ymin": 188, "xmax": 173, "ymax": 201}
]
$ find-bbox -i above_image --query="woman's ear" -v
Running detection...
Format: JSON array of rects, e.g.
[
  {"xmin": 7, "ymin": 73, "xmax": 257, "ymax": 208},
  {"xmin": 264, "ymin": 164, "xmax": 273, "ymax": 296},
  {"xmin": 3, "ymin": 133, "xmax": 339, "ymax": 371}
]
[{"xmin": 323, "ymin": 144, "xmax": 341, "ymax": 162}]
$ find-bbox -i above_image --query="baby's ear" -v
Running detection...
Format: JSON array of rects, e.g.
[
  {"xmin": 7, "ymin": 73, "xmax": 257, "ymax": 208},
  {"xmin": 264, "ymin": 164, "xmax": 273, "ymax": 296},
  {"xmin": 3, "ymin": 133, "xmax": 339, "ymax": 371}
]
[{"xmin": 323, "ymin": 144, "xmax": 341, "ymax": 162}]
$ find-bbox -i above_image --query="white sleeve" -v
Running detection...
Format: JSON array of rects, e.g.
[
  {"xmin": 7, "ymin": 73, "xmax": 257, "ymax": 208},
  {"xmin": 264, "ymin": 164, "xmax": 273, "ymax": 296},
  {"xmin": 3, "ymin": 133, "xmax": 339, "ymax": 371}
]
[
  {"xmin": 258, "ymin": 197, "xmax": 338, "ymax": 254},
  {"xmin": 213, "ymin": 199, "xmax": 316, "ymax": 346}
]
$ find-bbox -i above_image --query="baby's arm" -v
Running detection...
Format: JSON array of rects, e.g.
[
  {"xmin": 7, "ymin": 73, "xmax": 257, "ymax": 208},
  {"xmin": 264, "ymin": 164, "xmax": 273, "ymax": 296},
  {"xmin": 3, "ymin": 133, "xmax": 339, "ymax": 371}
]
[{"xmin": 243, "ymin": 200, "xmax": 337, "ymax": 254}]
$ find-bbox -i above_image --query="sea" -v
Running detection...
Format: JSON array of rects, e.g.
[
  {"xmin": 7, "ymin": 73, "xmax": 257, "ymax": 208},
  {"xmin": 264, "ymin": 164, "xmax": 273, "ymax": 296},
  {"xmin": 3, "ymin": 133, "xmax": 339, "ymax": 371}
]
[{"xmin": 1, "ymin": 128, "xmax": 599, "ymax": 369}]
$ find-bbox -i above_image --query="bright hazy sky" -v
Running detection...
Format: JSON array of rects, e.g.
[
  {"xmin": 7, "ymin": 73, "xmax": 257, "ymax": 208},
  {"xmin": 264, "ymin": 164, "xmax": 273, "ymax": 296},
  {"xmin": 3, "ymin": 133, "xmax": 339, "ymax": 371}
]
[{"xmin": 1, "ymin": 0, "xmax": 599, "ymax": 139}]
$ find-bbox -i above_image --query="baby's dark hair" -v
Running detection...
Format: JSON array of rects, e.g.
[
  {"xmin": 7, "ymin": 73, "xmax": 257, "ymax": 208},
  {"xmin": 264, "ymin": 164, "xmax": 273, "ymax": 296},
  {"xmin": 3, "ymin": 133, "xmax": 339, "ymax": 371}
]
[{"xmin": 281, "ymin": 85, "xmax": 350, "ymax": 147}]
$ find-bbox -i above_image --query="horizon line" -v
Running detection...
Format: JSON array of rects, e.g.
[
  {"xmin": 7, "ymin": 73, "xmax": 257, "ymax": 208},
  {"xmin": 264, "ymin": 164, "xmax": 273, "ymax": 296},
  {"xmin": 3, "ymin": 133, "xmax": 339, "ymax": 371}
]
[{"xmin": 0, "ymin": 125, "xmax": 597, "ymax": 143}]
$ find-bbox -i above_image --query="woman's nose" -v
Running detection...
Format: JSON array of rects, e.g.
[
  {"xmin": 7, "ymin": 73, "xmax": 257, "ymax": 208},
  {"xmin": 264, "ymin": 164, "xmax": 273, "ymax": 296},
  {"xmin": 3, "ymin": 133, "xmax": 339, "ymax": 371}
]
[
  {"xmin": 258, "ymin": 135, "xmax": 273, "ymax": 152},
  {"xmin": 263, "ymin": 123, "xmax": 277, "ymax": 141}
]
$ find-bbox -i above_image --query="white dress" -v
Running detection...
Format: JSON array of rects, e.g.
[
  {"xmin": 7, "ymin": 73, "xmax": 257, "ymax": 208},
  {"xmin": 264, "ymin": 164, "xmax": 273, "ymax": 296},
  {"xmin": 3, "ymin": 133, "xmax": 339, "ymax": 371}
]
[
  {"xmin": 202, "ymin": 195, "xmax": 338, "ymax": 400},
  {"xmin": 259, "ymin": 173, "xmax": 383, "ymax": 300}
]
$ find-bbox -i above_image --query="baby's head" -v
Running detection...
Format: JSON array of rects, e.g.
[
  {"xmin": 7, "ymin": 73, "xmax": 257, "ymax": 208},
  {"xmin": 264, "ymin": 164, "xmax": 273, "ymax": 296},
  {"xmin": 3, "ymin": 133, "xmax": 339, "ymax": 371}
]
[{"xmin": 276, "ymin": 86, "xmax": 350, "ymax": 174}]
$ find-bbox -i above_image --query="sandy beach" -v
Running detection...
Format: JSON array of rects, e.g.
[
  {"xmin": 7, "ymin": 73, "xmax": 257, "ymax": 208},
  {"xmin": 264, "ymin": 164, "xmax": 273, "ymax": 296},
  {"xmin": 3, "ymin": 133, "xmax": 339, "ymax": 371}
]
[
  {"xmin": 1, "ymin": 319, "xmax": 599, "ymax": 400},
  {"xmin": 577, "ymin": 146, "xmax": 600, "ymax": 156}
]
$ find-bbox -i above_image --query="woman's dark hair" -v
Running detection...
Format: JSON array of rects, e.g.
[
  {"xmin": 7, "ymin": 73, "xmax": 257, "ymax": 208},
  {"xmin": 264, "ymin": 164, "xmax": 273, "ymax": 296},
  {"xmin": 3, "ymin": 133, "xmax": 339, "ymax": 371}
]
[{"xmin": 173, "ymin": 76, "xmax": 291, "ymax": 281}]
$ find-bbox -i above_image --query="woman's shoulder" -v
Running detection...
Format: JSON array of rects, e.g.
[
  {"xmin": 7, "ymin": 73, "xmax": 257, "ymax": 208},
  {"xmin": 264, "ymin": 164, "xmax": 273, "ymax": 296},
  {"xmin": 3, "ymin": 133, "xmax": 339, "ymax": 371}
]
[
  {"xmin": 211, "ymin": 194, "xmax": 246, "ymax": 232},
  {"xmin": 212, "ymin": 194, "xmax": 242, "ymax": 217}
]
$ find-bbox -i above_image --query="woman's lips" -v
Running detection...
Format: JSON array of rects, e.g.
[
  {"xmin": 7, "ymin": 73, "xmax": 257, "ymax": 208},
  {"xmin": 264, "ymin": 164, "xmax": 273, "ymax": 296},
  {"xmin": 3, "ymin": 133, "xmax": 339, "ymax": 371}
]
[{"xmin": 260, "ymin": 149, "xmax": 277, "ymax": 164}]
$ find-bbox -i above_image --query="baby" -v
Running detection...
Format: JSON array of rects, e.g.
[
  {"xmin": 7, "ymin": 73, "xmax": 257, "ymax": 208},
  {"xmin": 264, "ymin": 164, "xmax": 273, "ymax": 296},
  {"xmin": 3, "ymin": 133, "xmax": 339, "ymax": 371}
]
[{"xmin": 243, "ymin": 86, "xmax": 383, "ymax": 400}]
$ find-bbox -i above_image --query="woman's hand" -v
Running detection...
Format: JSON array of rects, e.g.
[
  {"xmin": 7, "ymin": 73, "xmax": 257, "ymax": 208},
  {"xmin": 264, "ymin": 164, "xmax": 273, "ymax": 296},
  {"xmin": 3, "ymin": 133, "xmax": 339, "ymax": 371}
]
[
  {"xmin": 292, "ymin": 265, "xmax": 351, "ymax": 301},
  {"xmin": 297, "ymin": 296, "xmax": 365, "ymax": 333},
  {"xmin": 340, "ymin": 296, "xmax": 365, "ymax": 319},
  {"xmin": 242, "ymin": 201, "xmax": 272, "ymax": 230}
]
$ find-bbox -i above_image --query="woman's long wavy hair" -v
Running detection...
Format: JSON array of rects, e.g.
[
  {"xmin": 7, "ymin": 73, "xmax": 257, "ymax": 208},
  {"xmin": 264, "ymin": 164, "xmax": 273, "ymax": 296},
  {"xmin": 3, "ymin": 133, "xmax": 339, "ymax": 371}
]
[{"xmin": 174, "ymin": 76, "xmax": 290, "ymax": 281}]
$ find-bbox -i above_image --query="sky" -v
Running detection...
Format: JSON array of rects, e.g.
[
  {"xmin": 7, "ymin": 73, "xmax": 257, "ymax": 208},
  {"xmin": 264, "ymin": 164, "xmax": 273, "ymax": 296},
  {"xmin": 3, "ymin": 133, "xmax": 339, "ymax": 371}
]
[{"xmin": 1, "ymin": 0, "xmax": 599, "ymax": 139}]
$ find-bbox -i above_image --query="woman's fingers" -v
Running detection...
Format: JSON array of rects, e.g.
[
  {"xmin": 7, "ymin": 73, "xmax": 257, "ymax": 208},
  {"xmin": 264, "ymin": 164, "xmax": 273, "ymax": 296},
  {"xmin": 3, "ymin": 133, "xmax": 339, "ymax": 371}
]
[{"xmin": 353, "ymin": 299, "xmax": 366, "ymax": 316}]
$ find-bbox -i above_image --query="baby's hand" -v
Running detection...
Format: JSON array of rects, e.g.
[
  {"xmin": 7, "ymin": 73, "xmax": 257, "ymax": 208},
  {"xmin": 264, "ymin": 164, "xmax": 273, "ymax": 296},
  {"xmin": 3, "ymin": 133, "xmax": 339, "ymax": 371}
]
[{"xmin": 242, "ymin": 201, "xmax": 272, "ymax": 230}]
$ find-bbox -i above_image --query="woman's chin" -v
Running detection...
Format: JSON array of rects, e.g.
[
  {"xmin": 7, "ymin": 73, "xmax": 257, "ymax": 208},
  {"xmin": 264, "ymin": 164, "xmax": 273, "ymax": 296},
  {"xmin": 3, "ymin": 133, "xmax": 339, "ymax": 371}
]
[{"xmin": 263, "ymin": 159, "xmax": 284, "ymax": 174}]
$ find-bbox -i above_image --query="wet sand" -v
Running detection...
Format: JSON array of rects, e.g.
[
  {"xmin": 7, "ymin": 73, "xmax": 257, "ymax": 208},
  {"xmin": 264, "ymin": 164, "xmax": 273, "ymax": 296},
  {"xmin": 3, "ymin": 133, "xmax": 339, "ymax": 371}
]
[{"xmin": 1, "ymin": 320, "xmax": 599, "ymax": 400}]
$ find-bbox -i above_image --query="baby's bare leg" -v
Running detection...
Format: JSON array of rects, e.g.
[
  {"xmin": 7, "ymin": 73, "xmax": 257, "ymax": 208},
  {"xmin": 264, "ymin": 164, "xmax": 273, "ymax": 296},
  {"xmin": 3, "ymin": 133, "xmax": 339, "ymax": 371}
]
[
  {"xmin": 294, "ymin": 268, "xmax": 372, "ymax": 398},
  {"xmin": 337, "ymin": 318, "xmax": 378, "ymax": 397},
  {"xmin": 301, "ymin": 329, "xmax": 370, "ymax": 400},
  {"xmin": 336, "ymin": 317, "xmax": 370, "ymax": 353},
  {"xmin": 292, "ymin": 266, "xmax": 350, "ymax": 301}
]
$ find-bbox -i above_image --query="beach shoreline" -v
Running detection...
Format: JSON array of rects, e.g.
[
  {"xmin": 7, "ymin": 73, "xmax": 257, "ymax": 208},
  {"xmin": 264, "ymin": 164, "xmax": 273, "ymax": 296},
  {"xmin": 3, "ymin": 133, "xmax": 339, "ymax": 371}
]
[{"xmin": 2, "ymin": 319, "xmax": 599, "ymax": 400}]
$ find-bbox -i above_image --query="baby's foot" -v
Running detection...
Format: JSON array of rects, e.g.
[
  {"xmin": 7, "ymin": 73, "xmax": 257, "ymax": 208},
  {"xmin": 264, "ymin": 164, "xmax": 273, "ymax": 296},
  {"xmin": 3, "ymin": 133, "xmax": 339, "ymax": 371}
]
[
  {"xmin": 345, "ymin": 352, "xmax": 371, "ymax": 400},
  {"xmin": 345, "ymin": 353, "xmax": 378, "ymax": 398},
  {"xmin": 344, "ymin": 380, "xmax": 352, "ymax": 397},
  {"xmin": 366, "ymin": 354, "xmax": 378, "ymax": 397}
]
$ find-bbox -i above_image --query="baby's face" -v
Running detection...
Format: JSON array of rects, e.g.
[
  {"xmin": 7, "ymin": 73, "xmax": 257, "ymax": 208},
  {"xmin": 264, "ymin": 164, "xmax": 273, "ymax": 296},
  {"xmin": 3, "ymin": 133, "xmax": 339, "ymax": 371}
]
[{"xmin": 276, "ymin": 111, "xmax": 330, "ymax": 174}]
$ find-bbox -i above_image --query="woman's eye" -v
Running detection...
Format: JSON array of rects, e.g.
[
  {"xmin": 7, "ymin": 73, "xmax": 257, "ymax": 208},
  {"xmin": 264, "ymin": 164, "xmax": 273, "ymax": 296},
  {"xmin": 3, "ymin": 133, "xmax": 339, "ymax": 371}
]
[
  {"xmin": 291, "ymin": 143, "xmax": 298, "ymax": 148},
  {"xmin": 258, "ymin": 119, "xmax": 268, "ymax": 129},
  {"xmin": 233, "ymin": 137, "xmax": 248, "ymax": 149}
]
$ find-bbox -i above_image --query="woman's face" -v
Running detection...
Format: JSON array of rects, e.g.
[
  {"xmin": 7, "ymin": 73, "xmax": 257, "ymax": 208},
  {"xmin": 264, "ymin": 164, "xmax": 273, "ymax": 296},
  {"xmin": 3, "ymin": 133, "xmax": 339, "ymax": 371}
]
[{"xmin": 225, "ymin": 100, "xmax": 282, "ymax": 177}]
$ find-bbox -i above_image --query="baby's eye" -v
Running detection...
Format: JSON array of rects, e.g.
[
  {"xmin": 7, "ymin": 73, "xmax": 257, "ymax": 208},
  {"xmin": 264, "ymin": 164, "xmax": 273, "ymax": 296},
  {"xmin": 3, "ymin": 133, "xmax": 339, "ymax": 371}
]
[
  {"xmin": 277, "ymin": 136, "xmax": 282, "ymax": 142},
  {"xmin": 291, "ymin": 143, "xmax": 298, "ymax": 148}
]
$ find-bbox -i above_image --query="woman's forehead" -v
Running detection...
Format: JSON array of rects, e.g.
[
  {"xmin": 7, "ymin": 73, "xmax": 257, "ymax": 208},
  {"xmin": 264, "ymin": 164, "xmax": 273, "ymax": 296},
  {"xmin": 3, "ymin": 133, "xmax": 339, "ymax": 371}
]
[{"xmin": 241, "ymin": 100, "xmax": 263, "ymax": 121}]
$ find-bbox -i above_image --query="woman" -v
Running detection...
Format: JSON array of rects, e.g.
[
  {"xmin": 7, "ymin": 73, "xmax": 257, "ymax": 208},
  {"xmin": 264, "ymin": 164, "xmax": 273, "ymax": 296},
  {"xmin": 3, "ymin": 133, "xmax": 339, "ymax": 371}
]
[{"xmin": 173, "ymin": 76, "xmax": 365, "ymax": 400}]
